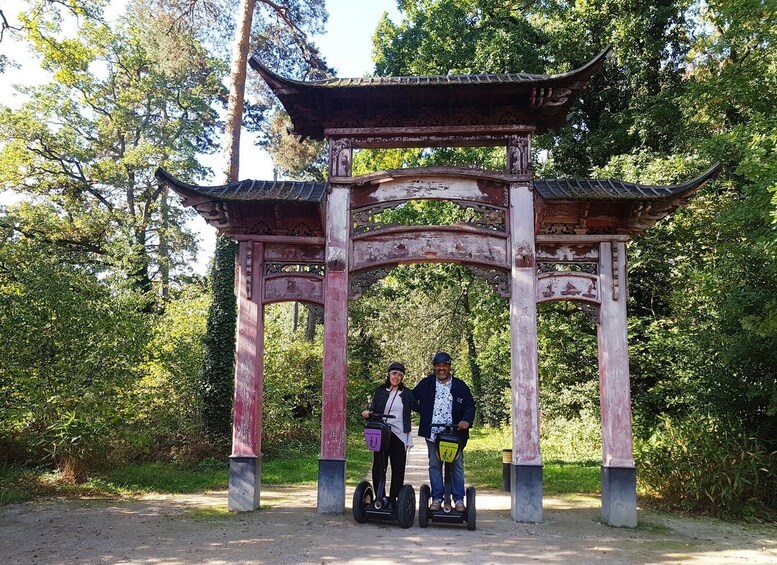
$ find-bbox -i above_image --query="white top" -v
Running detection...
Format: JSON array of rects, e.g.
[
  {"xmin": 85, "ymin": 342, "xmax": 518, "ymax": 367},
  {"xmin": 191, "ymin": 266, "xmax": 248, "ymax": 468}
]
[
  {"xmin": 430, "ymin": 379, "xmax": 453, "ymax": 441},
  {"xmin": 384, "ymin": 388, "xmax": 413, "ymax": 449}
]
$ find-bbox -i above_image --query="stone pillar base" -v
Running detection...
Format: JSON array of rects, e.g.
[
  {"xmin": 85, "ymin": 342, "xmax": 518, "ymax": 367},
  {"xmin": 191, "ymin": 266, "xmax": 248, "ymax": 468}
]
[
  {"xmin": 511, "ymin": 464, "xmax": 543, "ymax": 523},
  {"xmin": 601, "ymin": 465, "xmax": 637, "ymax": 527},
  {"xmin": 228, "ymin": 456, "xmax": 261, "ymax": 512},
  {"xmin": 317, "ymin": 458, "xmax": 346, "ymax": 513}
]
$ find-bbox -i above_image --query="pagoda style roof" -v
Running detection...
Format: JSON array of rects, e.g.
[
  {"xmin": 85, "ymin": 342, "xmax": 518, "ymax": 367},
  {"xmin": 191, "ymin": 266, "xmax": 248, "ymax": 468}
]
[
  {"xmin": 249, "ymin": 47, "xmax": 612, "ymax": 140},
  {"xmin": 154, "ymin": 168, "xmax": 326, "ymax": 236},
  {"xmin": 155, "ymin": 168, "xmax": 326, "ymax": 204},
  {"xmin": 534, "ymin": 165, "xmax": 721, "ymax": 201},
  {"xmin": 156, "ymin": 163, "xmax": 719, "ymax": 237},
  {"xmin": 534, "ymin": 164, "xmax": 721, "ymax": 235}
]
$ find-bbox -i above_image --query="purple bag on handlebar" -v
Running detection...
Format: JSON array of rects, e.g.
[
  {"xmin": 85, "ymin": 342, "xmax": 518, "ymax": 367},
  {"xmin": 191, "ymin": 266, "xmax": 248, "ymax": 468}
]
[{"xmin": 364, "ymin": 421, "xmax": 391, "ymax": 452}]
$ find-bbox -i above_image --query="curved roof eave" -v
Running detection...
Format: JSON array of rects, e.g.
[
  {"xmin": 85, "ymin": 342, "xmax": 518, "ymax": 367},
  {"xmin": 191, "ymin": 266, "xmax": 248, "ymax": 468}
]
[
  {"xmin": 248, "ymin": 47, "xmax": 613, "ymax": 139},
  {"xmin": 249, "ymin": 46, "xmax": 612, "ymax": 91},
  {"xmin": 154, "ymin": 168, "xmax": 327, "ymax": 204},
  {"xmin": 535, "ymin": 163, "xmax": 721, "ymax": 201}
]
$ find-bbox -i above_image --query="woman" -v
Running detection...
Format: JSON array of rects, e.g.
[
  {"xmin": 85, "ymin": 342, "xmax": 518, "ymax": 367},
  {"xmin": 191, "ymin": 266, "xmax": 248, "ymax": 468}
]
[{"xmin": 361, "ymin": 361, "xmax": 414, "ymax": 510}]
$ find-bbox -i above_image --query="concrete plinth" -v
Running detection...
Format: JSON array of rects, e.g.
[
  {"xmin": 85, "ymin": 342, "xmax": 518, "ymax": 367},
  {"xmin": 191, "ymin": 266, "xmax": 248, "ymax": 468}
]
[
  {"xmin": 601, "ymin": 465, "xmax": 637, "ymax": 527},
  {"xmin": 317, "ymin": 458, "xmax": 346, "ymax": 513},
  {"xmin": 228, "ymin": 456, "xmax": 261, "ymax": 512},
  {"xmin": 511, "ymin": 464, "xmax": 543, "ymax": 523}
]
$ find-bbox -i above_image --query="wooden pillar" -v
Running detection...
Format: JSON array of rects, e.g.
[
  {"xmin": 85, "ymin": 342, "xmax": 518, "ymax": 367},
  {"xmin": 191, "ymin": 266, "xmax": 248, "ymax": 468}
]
[
  {"xmin": 229, "ymin": 240, "xmax": 264, "ymax": 511},
  {"xmin": 508, "ymin": 180, "xmax": 543, "ymax": 523},
  {"xmin": 598, "ymin": 240, "xmax": 637, "ymax": 527},
  {"xmin": 318, "ymin": 138, "xmax": 352, "ymax": 513}
]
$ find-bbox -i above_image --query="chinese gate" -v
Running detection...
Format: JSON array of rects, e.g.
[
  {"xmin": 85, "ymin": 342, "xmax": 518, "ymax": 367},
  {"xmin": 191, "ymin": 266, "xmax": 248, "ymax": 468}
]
[{"xmin": 157, "ymin": 46, "xmax": 719, "ymax": 528}]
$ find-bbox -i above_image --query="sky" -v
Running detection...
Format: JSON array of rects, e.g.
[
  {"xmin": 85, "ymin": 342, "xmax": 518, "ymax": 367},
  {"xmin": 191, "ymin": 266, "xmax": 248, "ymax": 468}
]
[
  {"xmin": 0, "ymin": 0, "xmax": 403, "ymax": 274},
  {"xmin": 194, "ymin": 0, "xmax": 403, "ymax": 271}
]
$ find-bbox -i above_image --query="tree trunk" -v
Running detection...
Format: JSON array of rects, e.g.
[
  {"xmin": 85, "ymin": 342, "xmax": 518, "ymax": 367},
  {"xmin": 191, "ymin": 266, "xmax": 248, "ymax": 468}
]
[
  {"xmin": 201, "ymin": 0, "xmax": 256, "ymax": 447},
  {"xmin": 222, "ymin": 0, "xmax": 257, "ymax": 184},
  {"xmin": 462, "ymin": 283, "xmax": 482, "ymax": 401},
  {"xmin": 159, "ymin": 184, "xmax": 170, "ymax": 302}
]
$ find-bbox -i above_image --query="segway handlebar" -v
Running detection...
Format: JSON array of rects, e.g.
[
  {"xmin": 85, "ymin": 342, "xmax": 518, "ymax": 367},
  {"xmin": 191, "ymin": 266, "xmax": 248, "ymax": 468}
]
[{"xmin": 365, "ymin": 412, "xmax": 396, "ymax": 420}]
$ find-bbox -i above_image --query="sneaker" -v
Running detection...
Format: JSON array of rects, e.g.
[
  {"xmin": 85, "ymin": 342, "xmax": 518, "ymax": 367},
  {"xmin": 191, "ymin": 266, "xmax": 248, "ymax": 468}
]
[
  {"xmin": 455, "ymin": 500, "xmax": 465, "ymax": 512},
  {"xmin": 429, "ymin": 500, "xmax": 442, "ymax": 511}
]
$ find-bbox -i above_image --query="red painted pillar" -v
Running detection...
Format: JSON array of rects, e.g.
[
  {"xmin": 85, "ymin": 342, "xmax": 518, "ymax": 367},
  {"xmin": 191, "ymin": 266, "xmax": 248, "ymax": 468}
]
[
  {"xmin": 229, "ymin": 240, "xmax": 264, "ymax": 511},
  {"xmin": 509, "ymin": 181, "xmax": 543, "ymax": 523},
  {"xmin": 318, "ymin": 183, "xmax": 350, "ymax": 513},
  {"xmin": 598, "ymin": 240, "xmax": 637, "ymax": 527}
]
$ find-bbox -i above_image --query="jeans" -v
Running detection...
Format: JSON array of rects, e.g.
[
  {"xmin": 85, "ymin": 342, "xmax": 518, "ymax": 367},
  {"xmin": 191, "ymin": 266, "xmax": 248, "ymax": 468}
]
[{"xmin": 426, "ymin": 439, "xmax": 465, "ymax": 502}]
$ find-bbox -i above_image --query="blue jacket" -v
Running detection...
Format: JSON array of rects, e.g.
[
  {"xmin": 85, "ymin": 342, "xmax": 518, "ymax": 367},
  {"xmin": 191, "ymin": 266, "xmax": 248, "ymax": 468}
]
[{"xmin": 412, "ymin": 374, "xmax": 476, "ymax": 440}]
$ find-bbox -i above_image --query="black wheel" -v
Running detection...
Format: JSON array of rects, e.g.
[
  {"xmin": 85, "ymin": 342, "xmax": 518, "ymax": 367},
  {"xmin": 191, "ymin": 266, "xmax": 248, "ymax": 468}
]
[
  {"xmin": 466, "ymin": 486, "xmax": 476, "ymax": 531},
  {"xmin": 418, "ymin": 484, "xmax": 430, "ymax": 528},
  {"xmin": 352, "ymin": 480, "xmax": 373, "ymax": 524},
  {"xmin": 396, "ymin": 484, "xmax": 416, "ymax": 529}
]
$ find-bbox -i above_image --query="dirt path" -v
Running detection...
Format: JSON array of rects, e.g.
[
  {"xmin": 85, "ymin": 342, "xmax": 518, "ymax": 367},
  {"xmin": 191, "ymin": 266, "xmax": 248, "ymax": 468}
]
[{"xmin": 1, "ymin": 442, "xmax": 775, "ymax": 564}]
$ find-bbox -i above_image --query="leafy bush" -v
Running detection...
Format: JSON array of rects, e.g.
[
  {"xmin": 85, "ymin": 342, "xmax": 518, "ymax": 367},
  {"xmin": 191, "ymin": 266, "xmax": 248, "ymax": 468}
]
[
  {"xmin": 637, "ymin": 414, "xmax": 777, "ymax": 517},
  {"xmin": 541, "ymin": 410, "xmax": 602, "ymax": 463}
]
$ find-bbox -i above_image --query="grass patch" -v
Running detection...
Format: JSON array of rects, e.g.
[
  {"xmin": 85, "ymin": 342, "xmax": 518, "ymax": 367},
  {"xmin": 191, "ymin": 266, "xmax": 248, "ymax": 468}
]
[
  {"xmin": 1, "ymin": 428, "xmax": 376, "ymax": 506},
  {"xmin": 96, "ymin": 461, "xmax": 228, "ymax": 493},
  {"xmin": 346, "ymin": 426, "xmax": 374, "ymax": 484},
  {"xmin": 465, "ymin": 426, "xmax": 600, "ymax": 493},
  {"xmin": 543, "ymin": 460, "xmax": 600, "ymax": 494},
  {"xmin": 2, "ymin": 424, "xmax": 600, "ymax": 505}
]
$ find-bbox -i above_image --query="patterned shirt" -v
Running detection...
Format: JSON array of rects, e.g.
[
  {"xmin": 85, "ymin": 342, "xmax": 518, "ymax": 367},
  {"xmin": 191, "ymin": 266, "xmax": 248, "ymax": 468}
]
[{"xmin": 430, "ymin": 378, "xmax": 453, "ymax": 441}]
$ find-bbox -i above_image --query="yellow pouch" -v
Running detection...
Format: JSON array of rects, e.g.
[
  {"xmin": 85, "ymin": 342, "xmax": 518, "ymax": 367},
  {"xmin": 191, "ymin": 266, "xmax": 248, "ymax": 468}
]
[{"xmin": 439, "ymin": 439, "xmax": 459, "ymax": 463}]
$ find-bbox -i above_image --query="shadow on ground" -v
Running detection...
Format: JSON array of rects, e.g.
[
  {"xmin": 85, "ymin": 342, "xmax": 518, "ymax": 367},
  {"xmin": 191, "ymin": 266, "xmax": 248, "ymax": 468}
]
[{"xmin": 1, "ymin": 485, "xmax": 775, "ymax": 565}]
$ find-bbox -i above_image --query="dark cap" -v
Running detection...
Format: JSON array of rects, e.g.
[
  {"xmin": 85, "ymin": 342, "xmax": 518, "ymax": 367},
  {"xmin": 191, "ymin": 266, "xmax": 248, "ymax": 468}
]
[
  {"xmin": 387, "ymin": 361, "xmax": 405, "ymax": 375},
  {"xmin": 432, "ymin": 351, "xmax": 452, "ymax": 365}
]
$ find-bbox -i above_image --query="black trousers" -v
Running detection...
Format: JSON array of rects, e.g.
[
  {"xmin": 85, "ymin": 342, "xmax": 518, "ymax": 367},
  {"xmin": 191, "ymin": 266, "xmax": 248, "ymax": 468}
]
[{"xmin": 372, "ymin": 432, "xmax": 407, "ymax": 499}]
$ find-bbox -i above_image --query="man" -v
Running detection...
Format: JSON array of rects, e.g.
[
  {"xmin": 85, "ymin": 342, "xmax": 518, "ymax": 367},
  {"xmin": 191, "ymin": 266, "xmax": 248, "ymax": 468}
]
[{"xmin": 412, "ymin": 351, "xmax": 476, "ymax": 512}]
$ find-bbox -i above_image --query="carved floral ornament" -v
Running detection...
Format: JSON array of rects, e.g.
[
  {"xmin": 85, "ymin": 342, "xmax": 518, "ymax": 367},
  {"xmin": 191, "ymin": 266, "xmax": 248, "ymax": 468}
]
[
  {"xmin": 538, "ymin": 262, "xmax": 598, "ymax": 275},
  {"xmin": 351, "ymin": 200, "xmax": 507, "ymax": 235},
  {"xmin": 264, "ymin": 262, "xmax": 325, "ymax": 277}
]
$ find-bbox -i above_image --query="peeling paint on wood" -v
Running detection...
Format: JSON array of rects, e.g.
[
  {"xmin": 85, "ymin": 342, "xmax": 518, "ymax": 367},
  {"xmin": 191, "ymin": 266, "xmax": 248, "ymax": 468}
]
[
  {"xmin": 321, "ymin": 186, "xmax": 350, "ymax": 461},
  {"xmin": 263, "ymin": 244, "xmax": 325, "ymax": 262},
  {"xmin": 350, "ymin": 176, "xmax": 508, "ymax": 208},
  {"xmin": 535, "ymin": 243, "xmax": 599, "ymax": 262},
  {"xmin": 509, "ymin": 184, "xmax": 542, "ymax": 466},
  {"xmin": 598, "ymin": 241, "xmax": 635, "ymax": 468},
  {"xmin": 351, "ymin": 231, "xmax": 508, "ymax": 271},
  {"xmin": 264, "ymin": 275, "xmax": 323, "ymax": 304},
  {"xmin": 231, "ymin": 241, "xmax": 264, "ymax": 458},
  {"xmin": 536, "ymin": 272, "xmax": 599, "ymax": 303}
]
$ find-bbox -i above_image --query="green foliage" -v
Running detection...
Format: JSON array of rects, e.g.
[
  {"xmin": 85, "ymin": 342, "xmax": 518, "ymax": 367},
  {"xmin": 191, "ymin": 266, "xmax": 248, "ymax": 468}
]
[
  {"xmin": 132, "ymin": 283, "xmax": 211, "ymax": 460},
  {"xmin": 541, "ymin": 411, "xmax": 602, "ymax": 464},
  {"xmin": 200, "ymin": 236, "xmax": 237, "ymax": 446},
  {"xmin": 262, "ymin": 303, "xmax": 323, "ymax": 449},
  {"xmin": 0, "ymin": 233, "xmax": 148, "ymax": 476},
  {"xmin": 463, "ymin": 426, "xmax": 600, "ymax": 493},
  {"xmin": 0, "ymin": 3, "xmax": 226, "ymax": 298},
  {"xmin": 637, "ymin": 414, "xmax": 777, "ymax": 517}
]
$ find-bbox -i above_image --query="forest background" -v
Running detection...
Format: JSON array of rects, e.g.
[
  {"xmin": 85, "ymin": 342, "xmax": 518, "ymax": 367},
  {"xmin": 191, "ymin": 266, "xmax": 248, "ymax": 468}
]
[{"xmin": 0, "ymin": 0, "xmax": 775, "ymax": 519}]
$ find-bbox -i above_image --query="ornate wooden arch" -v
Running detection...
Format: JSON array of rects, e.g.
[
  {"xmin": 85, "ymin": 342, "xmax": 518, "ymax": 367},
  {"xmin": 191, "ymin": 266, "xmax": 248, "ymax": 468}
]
[{"xmin": 155, "ymin": 44, "xmax": 721, "ymax": 528}]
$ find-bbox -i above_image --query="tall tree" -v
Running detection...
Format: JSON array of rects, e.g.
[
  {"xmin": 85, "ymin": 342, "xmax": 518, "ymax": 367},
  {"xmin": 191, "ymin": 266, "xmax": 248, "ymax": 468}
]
[
  {"xmin": 0, "ymin": 1, "xmax": 226, "ymax": 301},
  {"xmin": 199, "ymin": 0, "xmax": 328, "ymax": 445},
  {"xmin": 370, "ymin": 0, "xmax": 777, "ymax": 447}
]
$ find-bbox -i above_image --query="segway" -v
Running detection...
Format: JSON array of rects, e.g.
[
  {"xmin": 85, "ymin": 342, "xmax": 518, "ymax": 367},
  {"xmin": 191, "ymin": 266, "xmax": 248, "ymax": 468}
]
[
  {"xmin": 418, "ymin": 423, "xmax": 476, "ymax": 530},
  {"xmin": 352, "ymin": 413, "xmax": 416, "ymax": 528}
]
